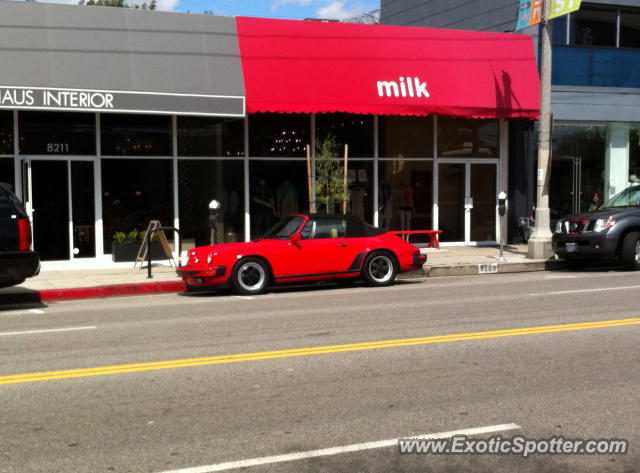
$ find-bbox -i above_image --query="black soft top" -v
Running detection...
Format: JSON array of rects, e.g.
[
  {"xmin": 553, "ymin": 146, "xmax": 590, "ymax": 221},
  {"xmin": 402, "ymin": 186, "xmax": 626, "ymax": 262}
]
[{"xmin": 295, "ymin": 213, "xmax": 387, "ymax": 238}]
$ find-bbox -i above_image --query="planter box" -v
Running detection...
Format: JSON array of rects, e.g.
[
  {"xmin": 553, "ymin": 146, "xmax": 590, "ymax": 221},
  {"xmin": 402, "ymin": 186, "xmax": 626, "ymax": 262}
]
[{"xmin": 111, "ymin": 242, "xmax": 166, "ymax": 263}]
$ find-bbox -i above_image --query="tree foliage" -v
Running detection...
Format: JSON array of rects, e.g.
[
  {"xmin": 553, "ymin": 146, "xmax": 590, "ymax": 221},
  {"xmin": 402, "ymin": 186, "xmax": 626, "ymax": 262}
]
[
  {"xmin": 314, "ymin": 135, "xmax": 350, "ymax": 214},
  {"xmin": 78, "ymin": 0, "xmax": 157, "ymax": 10}
]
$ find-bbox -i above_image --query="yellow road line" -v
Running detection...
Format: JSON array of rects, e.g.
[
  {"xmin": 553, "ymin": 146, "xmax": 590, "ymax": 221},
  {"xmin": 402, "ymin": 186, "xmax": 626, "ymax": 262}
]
[{"xmin": 2, "ymin": 317, "xmax": 639, "ymax": 385}]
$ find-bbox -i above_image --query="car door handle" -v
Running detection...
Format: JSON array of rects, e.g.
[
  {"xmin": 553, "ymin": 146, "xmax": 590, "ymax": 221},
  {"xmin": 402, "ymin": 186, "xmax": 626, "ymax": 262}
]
[{"xmin": 336, "ymin": 243, "xmax": 348, "ymax": 247}]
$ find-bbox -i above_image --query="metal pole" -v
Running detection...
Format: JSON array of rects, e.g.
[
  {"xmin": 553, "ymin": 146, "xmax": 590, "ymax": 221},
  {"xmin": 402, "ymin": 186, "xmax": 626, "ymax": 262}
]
[
  {"xmin": 147, "ymin": 230, "xmax": 153, "ymax": 279},
  {"xmin": 528, "ymin": 0, "xmax": 554, "ymax": 259}
]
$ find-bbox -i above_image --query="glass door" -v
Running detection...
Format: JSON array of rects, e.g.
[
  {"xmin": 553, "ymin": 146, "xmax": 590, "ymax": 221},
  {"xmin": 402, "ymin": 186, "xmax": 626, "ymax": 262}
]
[
  {"xmin": 23, "ymin": 159, "xmax": 95, "ymax": 261},
  {"xmin": 438, "ymin": 160, "xmax": 498, "ymax": 244}
]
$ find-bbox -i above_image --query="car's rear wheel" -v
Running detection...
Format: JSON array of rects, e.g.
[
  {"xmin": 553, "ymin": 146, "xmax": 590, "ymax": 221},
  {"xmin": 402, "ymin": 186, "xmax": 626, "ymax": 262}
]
[
  {"xmin": 362, "ymin": 251, "xmax": 397, "ymax": 287},
  {"xmin": 621, "ymin": 231, "xmax": 640, "ymax": 270},
  {"xmin": 232, "ymin": 257, "xmax": 270, "ymax": 295}
]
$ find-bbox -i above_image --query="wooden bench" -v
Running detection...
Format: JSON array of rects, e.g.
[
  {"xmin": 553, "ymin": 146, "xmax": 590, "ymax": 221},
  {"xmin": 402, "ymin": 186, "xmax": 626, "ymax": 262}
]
[{"xmin": 392, "ymin": 230, "xmax": 442, "ymax": 249}]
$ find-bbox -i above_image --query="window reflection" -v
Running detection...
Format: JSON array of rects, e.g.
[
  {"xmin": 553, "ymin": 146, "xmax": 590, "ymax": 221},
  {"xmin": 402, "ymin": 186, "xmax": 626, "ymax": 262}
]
[
  {"xmin": 177, "ymin": 116, "xmax": 244, "ymax": 157},
  {"xmin": 249, "ymin": 113, "xmax": 309, "ymax": 157},
  {"xmin": 101, "ymin": 114, "xmax": 171, "ymax": 156},
  {"xmin": 620, "ymin": 11, "xmax": 640, "ymax": 49},
  {"xmin": 0, "ymin": 158, "xmax": 14, "ymax": 189},
  {"xmin": 379, "ymin": 116, "xmax": 433, "ymax": 158},
  {"xmin": 378, "ymin": 160, "xmax": 432, "ymax": 243},
  {"xmin": 346, "ymin": 161, "xmax": 373, "ymax": 224},
  {"xmin": 19, "ymin": 112, "xmax": 95, "ymax": 155},
  {"xmin": 316, "ymin": 113, "xmax": 373, "ymax": 157},
  {"xmin": 438, "ymin": 118, "xmax": 498, "ymax": 158},
  {"xmin": 570, "ymin": 6, "xmax": 616, "ymax": 47},
  {"xmin": 0, "ymin": 111, "xmax": 12, "ymax": 155},
  {"xmin": 178, "ymin": 160, "xmax": 244, "ymax": 247},
  {"xmin": 101, "ymin": 159, "xmax": 174, "ymax": 252},
  {"xmin": 249, "ymin": 161, "xmax": 308, "ymax": 237}
]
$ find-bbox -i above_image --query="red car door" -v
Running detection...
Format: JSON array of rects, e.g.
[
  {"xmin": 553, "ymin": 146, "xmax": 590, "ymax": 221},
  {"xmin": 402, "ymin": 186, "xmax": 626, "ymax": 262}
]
[{"xmin": 297, "ymin": 218, "xmax": 362, "ymax": 275}]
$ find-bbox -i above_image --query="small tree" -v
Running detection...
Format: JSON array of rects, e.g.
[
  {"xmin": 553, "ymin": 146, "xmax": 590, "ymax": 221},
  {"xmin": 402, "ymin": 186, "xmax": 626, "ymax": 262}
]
[{"xmin": 314, "ymin": 135, "xmax": 349, "ymax": 214}]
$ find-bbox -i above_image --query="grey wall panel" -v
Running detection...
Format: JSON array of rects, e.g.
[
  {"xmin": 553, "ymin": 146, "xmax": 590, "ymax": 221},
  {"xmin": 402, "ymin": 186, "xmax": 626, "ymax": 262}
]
[
  {"xmin": 381, "ymin": 0, "xmax": 520, "ymax": 32},
  {"xmin": 0, "ymin": 1, "xmax": 244, "ymax": 98},
  {"xmin": 552, "ymin": 87, "xmax": 640, "ymax": 122}
]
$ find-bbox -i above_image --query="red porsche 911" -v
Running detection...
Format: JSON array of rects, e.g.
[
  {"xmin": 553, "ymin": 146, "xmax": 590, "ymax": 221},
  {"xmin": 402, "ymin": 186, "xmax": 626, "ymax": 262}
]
[{"xmin": 177, "ymin": 214, "xmax": 427, "ymax": 295}]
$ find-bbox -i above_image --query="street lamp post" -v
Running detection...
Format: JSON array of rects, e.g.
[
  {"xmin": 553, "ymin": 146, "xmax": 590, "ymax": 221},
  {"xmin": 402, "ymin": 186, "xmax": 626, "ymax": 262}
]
[{"xmin": 528, "ymin": 0, "xmax": 555, "ymax": 259}]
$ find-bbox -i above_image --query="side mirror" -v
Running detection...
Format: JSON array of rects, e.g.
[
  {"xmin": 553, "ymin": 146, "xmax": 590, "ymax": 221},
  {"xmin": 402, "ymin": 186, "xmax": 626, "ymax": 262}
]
[{"xmin": 290, "ymin": 233, "xmax": 301, "ymax": 242}]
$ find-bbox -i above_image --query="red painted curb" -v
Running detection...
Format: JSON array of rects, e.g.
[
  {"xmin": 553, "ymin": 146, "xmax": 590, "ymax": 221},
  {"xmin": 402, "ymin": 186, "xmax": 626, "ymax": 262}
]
[{"xmin": 38, "ymin": 280, "xmax": 187, "ymax": 302}]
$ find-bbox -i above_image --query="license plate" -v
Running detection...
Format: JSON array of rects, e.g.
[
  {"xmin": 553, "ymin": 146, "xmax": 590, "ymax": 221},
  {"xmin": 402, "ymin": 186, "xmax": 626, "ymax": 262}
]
[{"xmin": 566, "ymin": 242, "xmax": 577, "ymax": 253}]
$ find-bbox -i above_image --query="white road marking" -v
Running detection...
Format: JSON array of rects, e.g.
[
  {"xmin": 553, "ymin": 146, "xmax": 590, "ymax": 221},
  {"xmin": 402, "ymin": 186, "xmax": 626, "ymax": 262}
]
[
  {"xmin": 0, "ymin": 326, "xmax": 96, "ymax": 336},
  {"xmin": 159, "ymin": 423, "xmax": 520, "ymax": 473},
  {"xmin": 234, "ymin": 296, "xmax": 256, "ymax": 300},
  {"xmin": 529, "ymin": 285, "xmax": 640, "ymax": 296},
  {"xmin": 29, "ymin": 309, "xmax": 45, "ymax": 314}
]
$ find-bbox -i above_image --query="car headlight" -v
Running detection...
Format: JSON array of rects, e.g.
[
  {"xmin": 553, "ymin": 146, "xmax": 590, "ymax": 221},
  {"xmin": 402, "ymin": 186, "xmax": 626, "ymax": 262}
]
[
  {"xmin": 593, "ymin": 217, "xmax": 616, "ymax": 232},
  {"xmin": 555, "ymin": 220, "xmax": 564, "ymax": 233}
]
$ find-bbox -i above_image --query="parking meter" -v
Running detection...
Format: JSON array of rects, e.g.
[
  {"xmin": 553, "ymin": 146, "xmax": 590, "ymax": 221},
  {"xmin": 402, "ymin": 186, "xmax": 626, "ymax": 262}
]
[
  {"xmin": 498, "ymin": 192, "xmax": 507, "ymax": 261},
  {"xmin": 208, "ymin": 200, "xmax": 222, "ymax": 245},
  {"xmin": 498, "ymin": 192, "xmax": 507, "ymax": 217}
]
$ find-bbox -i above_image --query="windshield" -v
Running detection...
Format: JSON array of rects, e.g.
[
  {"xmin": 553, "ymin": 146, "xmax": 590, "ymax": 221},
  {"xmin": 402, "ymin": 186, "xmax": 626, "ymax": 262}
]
[
  {"xmin": 601, "ymin": 187, "xmax": 640, "ymax": 209},
  {"xmin": 259, "ymin": 216, "xmax": 305, "ymax": 239}
]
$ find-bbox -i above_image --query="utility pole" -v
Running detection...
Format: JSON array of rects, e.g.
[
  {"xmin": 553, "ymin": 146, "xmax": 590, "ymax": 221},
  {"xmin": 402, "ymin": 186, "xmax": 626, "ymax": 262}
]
[{"xmin": 528, "ymin": 0, "xmax": 554, "ymax": 259}]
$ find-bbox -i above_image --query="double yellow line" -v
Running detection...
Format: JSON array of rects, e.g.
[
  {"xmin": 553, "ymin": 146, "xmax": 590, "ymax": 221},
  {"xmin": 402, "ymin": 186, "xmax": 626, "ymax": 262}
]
[{"xmin": 2, "ymin": 317, "xmax": 639, "ymax": 385}]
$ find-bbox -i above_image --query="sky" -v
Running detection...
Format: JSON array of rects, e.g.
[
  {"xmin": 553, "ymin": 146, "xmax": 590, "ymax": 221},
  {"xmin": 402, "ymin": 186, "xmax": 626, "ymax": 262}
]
[{"xmin": 19, "ymin": 0, "xmax": 380, "ymax": 20}]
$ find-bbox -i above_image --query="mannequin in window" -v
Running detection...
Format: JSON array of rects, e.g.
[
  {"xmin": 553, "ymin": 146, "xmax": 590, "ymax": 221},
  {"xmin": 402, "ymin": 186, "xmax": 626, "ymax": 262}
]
[
  {"xmin": 397, "ymin": 181, "xmax": 414, "ymax": 237},
  {"xmin": 378, "ymin": 179, "xmax": 393, "ymax": 229},
  {"xmin": 253, "ymin": 178, "xmax": 275, "ymax": 235},
  {"xmin": 276, "ymin": 179, "xmax": 299, "ymax": 217}
]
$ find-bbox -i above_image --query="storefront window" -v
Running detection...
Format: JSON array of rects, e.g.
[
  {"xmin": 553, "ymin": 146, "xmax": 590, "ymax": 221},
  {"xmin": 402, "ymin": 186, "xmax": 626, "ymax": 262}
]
[
  {"xmin": 378, "ymin": 160, "xmax": 432, "ymax": 243},
  {"xmin": 19, "ymin": 112, "xmax": 95, "ymax": 155},
  {"xmin": 437, "ymin": 118, "xmax": 498, "ymax": 158},
  {"xmin": 570, "ymin": 5, "xmax": 617, "ymax": 47},
  {"xmin": 620, "ymin": 11, "xmax": 640, "ymax": 49},
  {"xmin": 316, "ymin": 113, "xmax": 373, "ymax": 157},
  {"xmin": 379, "ymin": 116, "xmax": 433, "ymax": 158},
  {"xmin": 346, "ymin": 161, "xmax": 373, "ymax": 224},
  {"xmin": 178, "ymin": 160, "xmax": 245, "ymax": 247},
  {"xmin": 101, "ymin": 114, "xmax": 172, "ymax": 156},
  {"xmin": 249, "ymin": 113, "xmax": 310, "ymax": 157},
  {"xmin": 0, "ymin": 111, "xmax": 12, "ymax": 155},
  {"xmin": 101, "ymin": 159, "xmax": 174, "ymax": 252},
  {"xmin": 249, "ymin": 161, "xmax": 308, "ymax": 237},
  {"xmin": 552, "ymin": 16, "xmax": 568, "ymax": 45},
  {"xmin": 551, "ymin": 124, "xmax": 605, "ymax": 219},
  {"xmin": 0, "ymin": 158, "xmax": 14, "ymax": 189},
  {"xmin": 177, "ymin": 116, "xmax": 244, "ymax": 157},
  {"xmin": 630, "ymin": 128, "xmax": 640, "ymax": 183}
]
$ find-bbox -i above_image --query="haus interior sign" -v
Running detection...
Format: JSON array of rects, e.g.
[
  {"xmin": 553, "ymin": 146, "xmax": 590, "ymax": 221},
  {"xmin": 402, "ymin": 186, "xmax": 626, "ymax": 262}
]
[{"xmin": 0, "ymin": 86, "xmax": 245, "ymax": 117}]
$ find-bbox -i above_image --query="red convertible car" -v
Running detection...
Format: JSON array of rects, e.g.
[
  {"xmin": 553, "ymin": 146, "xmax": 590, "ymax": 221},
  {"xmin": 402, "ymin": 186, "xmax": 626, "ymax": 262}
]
[{"xmin": 177, "ymin": 214, "xmax": 427, "ymax": 295}]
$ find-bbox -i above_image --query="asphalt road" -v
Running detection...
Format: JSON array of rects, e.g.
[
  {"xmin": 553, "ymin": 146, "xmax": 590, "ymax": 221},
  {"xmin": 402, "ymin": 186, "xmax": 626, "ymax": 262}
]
[{"xmin": 1, "ymin": 269, "xmax": 639, "ymax": 473}]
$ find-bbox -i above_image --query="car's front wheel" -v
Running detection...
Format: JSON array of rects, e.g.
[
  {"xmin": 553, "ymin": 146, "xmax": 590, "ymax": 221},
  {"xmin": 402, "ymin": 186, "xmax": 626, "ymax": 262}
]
[
  {"xmin": 362, "ymin": 251, "xmax": 397, "ymax": 287},
  {"xmin": 232, "ymin": 257, "xmax": 270, "ymax": 295},
  {"xmin": 621, "ymin": 231, "xmax": 640, "ymax": 270}
]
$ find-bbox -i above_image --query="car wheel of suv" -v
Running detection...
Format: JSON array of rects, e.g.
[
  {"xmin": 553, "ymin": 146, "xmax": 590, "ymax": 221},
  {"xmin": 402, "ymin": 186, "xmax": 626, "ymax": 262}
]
[
  {"xmin": 362, "ymin": 251, "xmax": 397, "ymax": 287},
  {"xmin": 621, "ymin": 232, "xmax": 640, "ymax": 270},
  {"xmin": 232, "ymin": 257, "xmax": 270, "ymax": 295}
]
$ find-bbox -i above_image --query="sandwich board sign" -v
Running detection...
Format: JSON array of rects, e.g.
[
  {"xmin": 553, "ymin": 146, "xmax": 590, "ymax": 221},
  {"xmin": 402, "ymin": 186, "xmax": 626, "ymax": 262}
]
[{"xmin": 516, "ymin": 0, "xmax": 581, "ymax": 31}]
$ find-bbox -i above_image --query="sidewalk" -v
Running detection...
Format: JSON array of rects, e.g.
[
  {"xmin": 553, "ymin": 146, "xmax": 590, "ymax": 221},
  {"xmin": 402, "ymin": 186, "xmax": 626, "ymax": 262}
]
[{"xmin": 1, "ymin": 246, "xmax": 564, "ymax": 303}]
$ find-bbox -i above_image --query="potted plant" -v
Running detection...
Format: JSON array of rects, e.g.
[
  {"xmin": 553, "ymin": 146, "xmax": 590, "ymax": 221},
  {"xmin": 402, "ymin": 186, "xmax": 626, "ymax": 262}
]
[{"xmin": 111, "ymin": 229, "xmax": 165, "ymax": 262}]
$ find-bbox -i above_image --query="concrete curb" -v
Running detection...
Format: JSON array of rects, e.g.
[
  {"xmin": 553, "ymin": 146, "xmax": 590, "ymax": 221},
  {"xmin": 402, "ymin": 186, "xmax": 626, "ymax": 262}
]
[
  {"xmin": 4, "ymin": 260, "xmax": 565, "ymax": 303},
  {"xmin": 399, "ymin": 259, "xmax": 566, "ymax": 279}
]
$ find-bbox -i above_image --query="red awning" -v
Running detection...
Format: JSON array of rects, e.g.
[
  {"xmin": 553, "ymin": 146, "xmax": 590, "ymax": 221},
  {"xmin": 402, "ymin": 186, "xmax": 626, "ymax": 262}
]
[{"xmin": 236, "ymin": 17, "xmax": 540, "ymax": 119}]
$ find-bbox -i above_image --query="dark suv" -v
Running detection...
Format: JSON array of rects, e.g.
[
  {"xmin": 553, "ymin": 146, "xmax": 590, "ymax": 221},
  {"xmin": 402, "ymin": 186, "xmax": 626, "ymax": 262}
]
[
  {"xmin": 553, "ymin": 185, "xmax": 640, "ymax": 270},
  {"xmin": 0, "ymin": 183, "xmax": 39, "ymax": 287}
]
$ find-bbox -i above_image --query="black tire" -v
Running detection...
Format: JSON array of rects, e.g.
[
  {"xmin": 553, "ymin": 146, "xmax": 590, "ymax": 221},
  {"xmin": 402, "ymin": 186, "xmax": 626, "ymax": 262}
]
[
  {"xmin": 362, "ymin": 251, "xmax": 397, "ymax": 287},
  {"xmin": 231, "ymin": 257, "xmax": 270, "ymax": 295},
  {"xmin": 621, "ymin": 231, "xmax": 640, "ymax": 270}
]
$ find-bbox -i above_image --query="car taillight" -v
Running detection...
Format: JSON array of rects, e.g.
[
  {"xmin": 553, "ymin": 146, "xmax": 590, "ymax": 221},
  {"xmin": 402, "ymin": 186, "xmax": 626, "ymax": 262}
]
[{"xmin": 17, "ymin": 218, "xmax": 31, "ymax": 251}]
